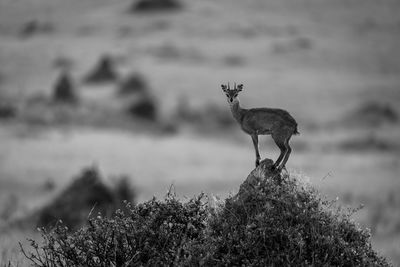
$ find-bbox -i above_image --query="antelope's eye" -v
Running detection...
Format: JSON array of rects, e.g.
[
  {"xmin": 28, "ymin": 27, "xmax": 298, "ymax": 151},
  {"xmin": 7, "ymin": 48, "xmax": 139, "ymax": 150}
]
[
  {"xmin": 226, "ymin": 94, "xmax": 229, "ymax": 97},
  {"xmin": 234, "ymin": 94, "xmax": 238, "ymax": 97}
]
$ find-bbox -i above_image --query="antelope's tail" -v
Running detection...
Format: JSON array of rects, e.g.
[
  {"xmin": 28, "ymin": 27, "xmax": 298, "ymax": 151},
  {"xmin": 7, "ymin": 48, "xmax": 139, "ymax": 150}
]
[{"xmin": 294, "ymin": 125, "xmax": 300, "ymax": 135}]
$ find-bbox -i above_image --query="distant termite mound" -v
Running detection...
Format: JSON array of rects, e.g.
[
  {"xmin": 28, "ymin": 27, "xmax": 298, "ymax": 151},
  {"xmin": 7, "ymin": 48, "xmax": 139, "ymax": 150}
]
[
  {"xmin": 127, "ymin": 96, "xmax": 158, "ymax": 121},
  {"xmin": 36, "ymin": 166, "xmax": 136, "ymax": 231},
  {"xmin": 52, "ymin": 71, "xmax": 78, "ymax": 104},
  {"xmin": 117, "ymin": 72, "xmax": 148, "ymax": 95},
  {"xmin": 130, "ymin": 0, "xmax": 182, "ymax": 13},
  {"xmin": 84, "ymin": 55, "xmax": 118, "ymax": 84},
  {"xmin": 0, "ymin": 101, "xmax": 17, "ymax": 119},
  {"xmin": 19, "ymin": 20, "xmax": 54, "ymax": 38}
]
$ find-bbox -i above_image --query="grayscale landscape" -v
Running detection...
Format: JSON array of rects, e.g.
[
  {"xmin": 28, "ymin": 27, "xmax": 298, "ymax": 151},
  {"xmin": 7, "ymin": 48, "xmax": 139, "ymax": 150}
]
[{"xmin": 0, "ymin": 0, "xmax": 399, "ymax": 265}]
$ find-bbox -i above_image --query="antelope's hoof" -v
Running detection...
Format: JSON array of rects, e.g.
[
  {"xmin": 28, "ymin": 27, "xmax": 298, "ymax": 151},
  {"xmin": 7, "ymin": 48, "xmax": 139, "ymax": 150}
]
[{"xmin": 277, "ymin": 166, "xmax": 286, "ymax": 173}]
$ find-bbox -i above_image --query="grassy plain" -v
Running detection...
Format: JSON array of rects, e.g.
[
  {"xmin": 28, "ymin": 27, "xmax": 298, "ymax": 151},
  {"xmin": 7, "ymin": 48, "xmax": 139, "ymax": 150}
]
[{"xmin": 1, "ymin": 0, "xmax": 399, "ymax": 265}]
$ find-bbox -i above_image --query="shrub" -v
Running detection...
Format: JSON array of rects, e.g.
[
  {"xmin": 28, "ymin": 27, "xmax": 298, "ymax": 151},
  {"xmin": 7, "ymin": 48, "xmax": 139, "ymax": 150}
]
[
  {"xmin": 84, "ymin": 55, "xmax": 118, "ymax": 84},
  {"xmin": 127, "ymin": 97, "xmax": 157, "ymax": 121},
  {"xmin": 22, "ymin": 160, "xmax": 390, "ymax": 266},
  {"xmin": 22, "ymin": 194, "xmax": 208, "ymax": 266},
  {"xmin": 52, "ymin": 72, "xmax": 78, "ymax": 104},
  {"xmin": 0, "ymin": 101, "xmax": 17, "ymax": 119},
  {"xmin": 130, "ymin": 0, "xmax": 182, "ymax": 13},
  {"xmin": 19, "ymin": 20, "xmax": 54, "ymax": 38},
  {"xmin": 118, "ymin": 72, "xmax": 148, "ymax": 95},
  {"xmin": 112, "ymin": 176, "xmax": 137, "ymax": 211}
]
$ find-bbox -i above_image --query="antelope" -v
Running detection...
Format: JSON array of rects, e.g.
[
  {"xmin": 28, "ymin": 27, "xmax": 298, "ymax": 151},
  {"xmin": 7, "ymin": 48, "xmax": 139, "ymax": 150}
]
[{"xmin": 221, "ymin": 83, "xmax": 299, "ymax": 171}]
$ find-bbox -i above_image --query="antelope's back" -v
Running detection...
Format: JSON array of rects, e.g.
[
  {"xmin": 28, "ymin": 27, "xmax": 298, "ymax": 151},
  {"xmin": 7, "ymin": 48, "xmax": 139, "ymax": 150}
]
[{"xmin": 242, "ymin": 108, "xmax": 297, "ymax": 134}]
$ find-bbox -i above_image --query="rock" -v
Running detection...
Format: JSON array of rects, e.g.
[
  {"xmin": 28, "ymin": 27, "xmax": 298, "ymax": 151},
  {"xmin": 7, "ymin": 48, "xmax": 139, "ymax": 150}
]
[{"xmin": 236, "ymin": 158, "xmax": 280, "ymax": 200}]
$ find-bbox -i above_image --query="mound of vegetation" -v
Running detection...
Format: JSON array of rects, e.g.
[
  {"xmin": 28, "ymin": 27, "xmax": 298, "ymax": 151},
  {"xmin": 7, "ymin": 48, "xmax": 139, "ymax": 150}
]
[
  {"xmin": 205, "ymin": 160, "xmax": 389, "ymax": 266},
  {"xmin": 118, "ymin": 72, "xmax": 148, "ymax": 95},
  {"xmin": 85, "ymin": 55, "xmax": 118, "ymax": 83},
  {"xmin": 19, "ymin": 20, "xmax": 54, "ymax": 38},
  {"xmin": 52, "ymin": 72, "xmax": 78, "ymax": 104},
  {"xmin": 22, "ymin": 160, "xmax": 390, "ymax": 266},
  {"xmin": 130, "ymin": 0, "xmax": 182, "ymax": 13},
  {"xmin": 36, "ymin": 167, "xmax": 136, "ymax": 231},
  {"xmin": 0, "ymin": 101, "xmax": 16, "ymax": 119},
  {"xmin": 84, "ymin": 55, "xmax": 118, "ymax": 84},
  {"xmin": 127, "ymin": 96, "xmax": 157, "ymax": 121}
]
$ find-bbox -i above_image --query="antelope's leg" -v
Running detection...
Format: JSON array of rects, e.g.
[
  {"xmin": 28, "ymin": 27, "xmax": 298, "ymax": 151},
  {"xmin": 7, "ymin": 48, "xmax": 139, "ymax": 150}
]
[
  {"xmin": 251, "ymin": 134, "xmax": 261, "ymax": 167},
  {"xmin": 278, "ymin": 138, "xmax": 292, "ymax": 171},
  {"xmin": 272, "ymin": 140, "xmax": 286, "ymax": 170}
]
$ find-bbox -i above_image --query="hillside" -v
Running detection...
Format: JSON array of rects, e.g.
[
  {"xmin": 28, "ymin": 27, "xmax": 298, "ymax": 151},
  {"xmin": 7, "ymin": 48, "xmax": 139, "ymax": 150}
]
[{"xmin": 21, "ymin": 159, "xmax": 390, "ymax": 266}]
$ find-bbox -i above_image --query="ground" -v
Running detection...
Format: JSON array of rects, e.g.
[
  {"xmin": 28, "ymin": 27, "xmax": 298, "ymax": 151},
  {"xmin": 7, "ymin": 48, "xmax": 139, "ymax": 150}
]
[{"xmin": 0, "ymin": 0, "xmax": 400, "ymax": 265}]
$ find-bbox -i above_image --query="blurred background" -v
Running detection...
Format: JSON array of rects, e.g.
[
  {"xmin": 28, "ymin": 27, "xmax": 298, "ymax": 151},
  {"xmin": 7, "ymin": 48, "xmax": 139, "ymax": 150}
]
[{"xmin": 0, "ymin": 0, "xmax": 399, "ymax": 265}]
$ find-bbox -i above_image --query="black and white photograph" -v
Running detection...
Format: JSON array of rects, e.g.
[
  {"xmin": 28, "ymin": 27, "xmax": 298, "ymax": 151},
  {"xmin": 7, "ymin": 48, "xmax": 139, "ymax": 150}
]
[{"xmin": 0, "ymin": 0, "xmax": 399, "ymax": 265}]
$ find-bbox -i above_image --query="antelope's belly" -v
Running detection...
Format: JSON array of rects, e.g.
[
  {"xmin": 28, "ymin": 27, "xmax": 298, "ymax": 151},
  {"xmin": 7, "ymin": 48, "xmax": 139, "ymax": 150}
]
[
  {"xmin": 240, "ymin": 117, "xmax": 273, "ymax": 135},
  {"xmin": 240, "ymin": 124, "xmax": 271, "ymax": 135}
]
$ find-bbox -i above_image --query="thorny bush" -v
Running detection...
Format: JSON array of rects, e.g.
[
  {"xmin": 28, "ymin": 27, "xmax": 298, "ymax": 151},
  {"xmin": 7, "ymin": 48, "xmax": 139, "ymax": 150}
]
[{"xmin": 21, "ymin": 169, "xmax": 391, "ymax": 266}]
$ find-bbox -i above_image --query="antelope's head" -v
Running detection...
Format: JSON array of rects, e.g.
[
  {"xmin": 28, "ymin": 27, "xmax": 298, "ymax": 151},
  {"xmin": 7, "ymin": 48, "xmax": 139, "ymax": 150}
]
[{"xmin": 221, "ymin": 83, "xmax": 243, "ymax": 105}]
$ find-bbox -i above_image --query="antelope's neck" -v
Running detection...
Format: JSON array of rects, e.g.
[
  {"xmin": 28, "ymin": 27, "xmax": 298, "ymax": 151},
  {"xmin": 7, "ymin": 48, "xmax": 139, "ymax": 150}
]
[{"xmin": 230, "ymin": 101, "xmax": 244, "ymax": 122}]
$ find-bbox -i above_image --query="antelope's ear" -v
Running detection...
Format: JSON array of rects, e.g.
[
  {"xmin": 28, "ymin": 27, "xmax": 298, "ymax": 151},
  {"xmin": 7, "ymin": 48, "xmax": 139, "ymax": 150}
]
[
  {"xmin": 237, "ymin": 84, "xmax": 243, "ymax": 91},
  {"xmin": 221, "ymin": 84, "xmax": 227, "ymax": 91}
]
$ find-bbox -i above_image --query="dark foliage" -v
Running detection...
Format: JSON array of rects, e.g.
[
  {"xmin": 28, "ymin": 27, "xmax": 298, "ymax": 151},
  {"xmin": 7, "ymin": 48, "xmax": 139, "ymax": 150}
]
[
  {"xmin": 127, "ymin": 97, "xmax": 157, "ymax": 121},
  {"xmin": 118, "ymin": 72, "xmax": 148, "ymax": 95},
  {"xmin": 84, "ymin": 55, "xmax": 118, "ymax": 84},
  {"xmin": 113, "ymin": 176, "xmax": 137, "ymax": 212},
  {"xmin": 130, "ymin": 0, "xmax": 182, "ymax": 13},
  {"xmin": 19, "ymin": 20, "xmax": 54, "ymax": 38},
  {"xmin": 22, "ymin": 160, "xmax": 390, "ymax": 266},
  {"xmin": 22, "ymin": 194, "xmax": 208, "ymax": 266},
  {"xmin": 52, "ymin": 72, "xmax": 78, "ymax": 104},
  {"xmin": 37, "ymin": 167, "xmax": 136, "ymax": 231},
  {"xmin": 0, "ymin": 102, "xmax": 16, "ymax": 119}
]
